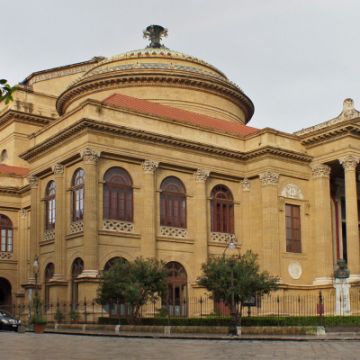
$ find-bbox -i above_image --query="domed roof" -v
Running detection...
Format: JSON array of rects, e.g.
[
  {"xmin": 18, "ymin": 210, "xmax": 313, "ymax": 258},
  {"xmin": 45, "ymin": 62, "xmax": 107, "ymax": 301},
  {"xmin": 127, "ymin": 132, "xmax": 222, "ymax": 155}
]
[{"xmin": 56, "ymin": 25, "xmax": 254, "ymax": 124}]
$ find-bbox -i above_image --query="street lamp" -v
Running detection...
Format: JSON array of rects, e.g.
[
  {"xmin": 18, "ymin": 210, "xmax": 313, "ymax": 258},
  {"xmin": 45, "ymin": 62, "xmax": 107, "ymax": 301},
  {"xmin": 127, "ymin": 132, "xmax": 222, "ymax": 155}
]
[
  {"xmin": 223, "ymin": 236, "xmax": 239, "ymax": 336},
  {"xmin": 33, "ymin": 256, "xmax": 40, "ymax": 318}
]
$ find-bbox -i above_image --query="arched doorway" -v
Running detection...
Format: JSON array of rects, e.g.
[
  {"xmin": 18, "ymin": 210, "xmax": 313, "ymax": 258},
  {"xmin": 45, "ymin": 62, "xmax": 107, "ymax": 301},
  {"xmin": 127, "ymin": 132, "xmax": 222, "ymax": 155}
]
[
  {"xmin": 0, "ymin": 278, "xmax": 12, "ymax": 310},
  {"xmin": 71, "ymin": 258, "xmax": 84, "ymax": 310},
  {"xmin": 164, "ymin": 262, "xmax": 187, "ymax": 316}
]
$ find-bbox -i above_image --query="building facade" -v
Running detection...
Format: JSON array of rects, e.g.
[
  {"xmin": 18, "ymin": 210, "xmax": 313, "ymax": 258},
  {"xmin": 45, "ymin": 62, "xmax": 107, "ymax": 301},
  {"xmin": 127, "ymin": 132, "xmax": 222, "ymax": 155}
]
[{"xmin": 0, "ymin": 26, "xmax": 360, "ymax": 316}]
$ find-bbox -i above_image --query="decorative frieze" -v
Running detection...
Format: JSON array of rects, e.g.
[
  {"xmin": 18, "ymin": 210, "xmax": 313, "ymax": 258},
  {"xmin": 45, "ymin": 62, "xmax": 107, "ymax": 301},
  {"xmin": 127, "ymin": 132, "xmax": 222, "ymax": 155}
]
[
  {"xmin": 193, "ymin": 169, "xmax": 210, "ymax": 183},
  {"xmin": 160, "ymin": 226, "xmax": 188, "ymax": 239},
  {"xmin": 0, "ymin": 252, "xmax": 12, "ymax": 259},
  {"xmin": 210, "ymin": 232, "xmax": 236, "ymax": 244},
  {"xmin": 70, "ymin": 221, "xmax": 84, "ymax": 234},
  {"xmin": 28, "ymin": 175, "xmax": 39, "ymax": 188},
  {"xmin": 240, "ymin": 178, "xmax": 251, "ymax": 192},
  {"xmin": 142, "ymin": 160, "xmax": 159, "ymax": 174},
  {"xmin": 44, "ymin": 229, "xmax": 55, "ymax": 242},
  {"xmin": 52, "ymin": 163, "xmax": 64, "ymax": 175},
  {"xmin": 339, "ymin": 155, "xmax": 359, "ymax": 171},
  {"xmin": 311, "ymin": 163, "xmax": 331, "ymax": 178},
  {"xmin": 280, "ymin": 184, "xmax": 304, "ymax": 200},
  {"xmin": 259, "ymin": 171, "xmax": 279, "ymax": 186},
  {"xmin": 80, "ymin": 148, "xmax": 100, "ymax": 164},
  {"xmin": 103, "ymin": 220, "xmax": 134, "ymax": 233}
]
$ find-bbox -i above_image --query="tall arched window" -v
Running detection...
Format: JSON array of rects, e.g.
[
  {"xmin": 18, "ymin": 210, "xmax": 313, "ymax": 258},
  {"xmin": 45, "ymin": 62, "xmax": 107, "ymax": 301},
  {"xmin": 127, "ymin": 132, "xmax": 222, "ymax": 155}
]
[
  {"xmin": 103, "ymin": 167, "xmax": 133, "ymax": 221},
  {"xmin": 0, "ymin": 215, "xmax": 13, "ymax": 253},
  {"xmin": 44, "ymin": 263, "xmax": 54, "ymax": 310},
  {"xmin": 71, "ymin": 169, "xmax": 85, "ymax": 222},
  {"xmin": 211, "ymin": 185, "xmax": 234, "ymax": 233},
  {"xmin": 104, "ymin": 257, "xmax": 127, "ymax": 272},
  {"xmin": 160, "ymin": 177, "xmax": 186, "ymax": 228},
  {"xmin": 164, "ymin": 262, "xmax": 188, "ymax": 316},
  {"xmin": 45, "ymin": 181, "xmax": 56, "ymax": 229},
  {"xmin": 71, "ymin": 258, "xmax": 84, "ymax": 310}
]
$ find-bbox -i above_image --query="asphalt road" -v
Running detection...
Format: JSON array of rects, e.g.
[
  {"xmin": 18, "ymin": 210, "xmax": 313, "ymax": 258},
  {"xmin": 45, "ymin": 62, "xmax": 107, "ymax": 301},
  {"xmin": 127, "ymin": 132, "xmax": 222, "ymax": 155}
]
[{"xmin": 1, "ymin": 332, "xmax": 360, "ymax": 359}]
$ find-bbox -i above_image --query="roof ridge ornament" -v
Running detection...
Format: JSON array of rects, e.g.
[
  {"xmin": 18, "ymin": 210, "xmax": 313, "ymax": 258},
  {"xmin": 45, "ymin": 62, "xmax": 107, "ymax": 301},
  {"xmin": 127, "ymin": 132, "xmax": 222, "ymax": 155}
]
[{"xmin": 143, "ymin": 25, "xmax": 168, "ymax": 49}]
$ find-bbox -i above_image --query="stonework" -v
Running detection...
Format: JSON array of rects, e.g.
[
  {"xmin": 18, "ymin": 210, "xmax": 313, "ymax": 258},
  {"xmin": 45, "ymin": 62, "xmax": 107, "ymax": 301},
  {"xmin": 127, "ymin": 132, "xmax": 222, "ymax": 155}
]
[{"xmin": 1, "ymin": 27, "xmax": 360, "ymax": 318}]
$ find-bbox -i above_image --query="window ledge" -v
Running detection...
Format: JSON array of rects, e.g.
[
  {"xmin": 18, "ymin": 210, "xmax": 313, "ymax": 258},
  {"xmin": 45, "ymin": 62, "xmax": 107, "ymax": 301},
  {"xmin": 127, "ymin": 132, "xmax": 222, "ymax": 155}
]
[
  {"xmin": 159, "ymin": 226, "xmax": 188, "ymax": 239},
  {"xmin": 99, "ymin": 230, "xmax": 141, "ymax": 239}
]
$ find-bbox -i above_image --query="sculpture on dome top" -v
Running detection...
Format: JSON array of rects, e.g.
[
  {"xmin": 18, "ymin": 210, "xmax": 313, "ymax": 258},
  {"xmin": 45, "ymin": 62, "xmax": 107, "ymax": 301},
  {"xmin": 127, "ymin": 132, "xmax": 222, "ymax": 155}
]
[{"xmin": 143, "ymin": 25, "xmax": 168, "ymax": 48}]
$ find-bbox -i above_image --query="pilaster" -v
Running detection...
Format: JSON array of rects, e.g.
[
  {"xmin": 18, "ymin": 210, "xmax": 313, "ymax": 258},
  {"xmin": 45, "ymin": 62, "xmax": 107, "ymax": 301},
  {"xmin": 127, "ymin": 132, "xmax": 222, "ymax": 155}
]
[
  {"xmin": 339, "ymin": 155, "xmax": 360, "ymax": 275},
  {"xmin": 311, "ymin": 163, "xmax": 333, "ymax": 284},
  {"xmin": 80, "ymin": 148, "xmax": 100, "ymax": 278},
  {"xmin": 141, "ymin": 160, "xmax": 159, "ymax": 258},
  {"xmin": 192, "ymin": 169, "xmax": 210, "ymax": 277},
  {"xmin": 259, "ymin": 171, "xmax": 280, "ymax": 274}
]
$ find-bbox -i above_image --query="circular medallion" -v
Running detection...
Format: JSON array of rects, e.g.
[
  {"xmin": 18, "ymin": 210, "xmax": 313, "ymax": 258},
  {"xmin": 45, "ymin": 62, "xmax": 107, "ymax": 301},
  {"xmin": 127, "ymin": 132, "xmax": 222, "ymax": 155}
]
[{"xmin": 288, "ymin": 262, "xmax": 302, "ymax": 280}]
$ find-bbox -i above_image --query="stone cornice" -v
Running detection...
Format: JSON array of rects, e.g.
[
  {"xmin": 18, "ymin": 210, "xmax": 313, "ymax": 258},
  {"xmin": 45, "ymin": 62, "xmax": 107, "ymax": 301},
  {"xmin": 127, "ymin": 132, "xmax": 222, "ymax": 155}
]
[
  {"xmin": 296, "ymin": 120, "xmax": 360, "ymax": 147},
  {"xmin": 56, "ymin": 70, "xmax": 254, "ymax": 123},
  {"xmin": 0, "ymin": 185, "xmax": 29, "ymax": 195},
  {"xmin": 19, "ymin": 118, "xmax": 312, "ymax": 164},
  {"xmin": 0, "ymin": 110, "xmax": 51, "ymax": 128}
]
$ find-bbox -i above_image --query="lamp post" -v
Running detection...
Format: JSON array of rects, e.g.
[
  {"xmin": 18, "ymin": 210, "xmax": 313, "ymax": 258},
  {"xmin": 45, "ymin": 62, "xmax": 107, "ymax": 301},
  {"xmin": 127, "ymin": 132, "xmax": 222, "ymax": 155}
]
[
  {"xmin": 33, "ymin": 256, "xmax": 40, "ymax": 318},
  {"xmin": 223, "ymin": 236, "xmax": 238, "ymax": 336}
]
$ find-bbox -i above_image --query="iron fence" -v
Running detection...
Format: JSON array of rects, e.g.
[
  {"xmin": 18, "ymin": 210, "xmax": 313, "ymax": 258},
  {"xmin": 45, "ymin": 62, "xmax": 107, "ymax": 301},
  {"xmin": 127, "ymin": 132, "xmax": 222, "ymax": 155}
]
[{"xmin": 2, "ymin": 287, "xmax": 360, "ymax": 324}]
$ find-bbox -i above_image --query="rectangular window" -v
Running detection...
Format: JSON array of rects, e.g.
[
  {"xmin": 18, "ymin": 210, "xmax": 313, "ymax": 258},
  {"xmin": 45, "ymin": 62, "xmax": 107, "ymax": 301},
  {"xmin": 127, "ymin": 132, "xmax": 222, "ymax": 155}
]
[{"xmin": 285, "ymin": 204, "xmax": 301, "ymax": 253}]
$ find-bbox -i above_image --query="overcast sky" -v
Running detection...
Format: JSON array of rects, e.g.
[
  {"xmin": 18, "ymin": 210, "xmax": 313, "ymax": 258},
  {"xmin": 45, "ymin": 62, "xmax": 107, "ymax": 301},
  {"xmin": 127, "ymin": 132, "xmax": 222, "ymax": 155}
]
[{"xmin": 1, "ymin": 0, "xmax": 359, "ymax": 132}]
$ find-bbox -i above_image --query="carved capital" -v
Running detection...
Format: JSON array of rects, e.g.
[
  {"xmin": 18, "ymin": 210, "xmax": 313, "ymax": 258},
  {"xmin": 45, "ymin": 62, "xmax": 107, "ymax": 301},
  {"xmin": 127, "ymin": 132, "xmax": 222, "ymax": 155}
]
[
  {"xmin": 259, "ymin": 171, "xmax": 279, "ymax": 186},
  {"xmin": 52, "ymin": 163, "xmax": 64, "ymax": 175},
  {"xmin": 28, "ymin": 175, "xmax": 39, "ymax": 188},
  {"xmin": 80, "ymin": 148, "xmax": 100, "ymax": 164},
  {"xmin": 193, "ymin": 169, "xmax": 210, "ymax": 183},
  {"xmin": 240, "ymin": 178, "xmax": 251, "ymax": 192},
  {"xmin": 142, "ymin": 160, "xmax": 159, "ymax": 174},
  {"xmin": 339, "ymin": 155, "xmax": 359, "ymax": 171},
  {"xmin": 311, "ymin": 163, "xmax": 331, "ymax": 178},
  {"xmin": 20, "ymin": 209, "xmax": 27, "ymax": 218}
]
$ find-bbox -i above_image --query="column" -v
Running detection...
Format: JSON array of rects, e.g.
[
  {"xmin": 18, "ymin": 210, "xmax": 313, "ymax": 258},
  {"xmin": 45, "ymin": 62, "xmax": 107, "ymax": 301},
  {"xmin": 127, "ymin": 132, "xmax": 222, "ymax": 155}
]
[
  {"xmin": 259, "ymin": 171, "xmax": 280, "ymax": 274},
  {"xmin": 141, "ymin": 160, "xmax": 159, "ymax": 258},
  {"xmin": 79, "ymin": 148, "xmax": 100, "ymax": 278},
  {"xmin": 52, "ymin": 163, "xmax": 65, "ymax": 280},
  {"xmin": 193, "ymin": 169, "xmax": 210, "ymax": 277},
  {"xmin": 240, "ymin": 178, "xmax": 251, "ymax": 247},
  {"xmin": 18, "ymin": 209, "xmax": 28, "ymax": 289},
  {"xmin": 311, "ymin": 163, "xmax": 334, "ymax": 284},
  {"xmin": 340, "ymin": 155, "xmax": 360, "ymax": 277},
  {"xmin": 28, "ymin": 175, "xmax": 39, "ymax": 283}
]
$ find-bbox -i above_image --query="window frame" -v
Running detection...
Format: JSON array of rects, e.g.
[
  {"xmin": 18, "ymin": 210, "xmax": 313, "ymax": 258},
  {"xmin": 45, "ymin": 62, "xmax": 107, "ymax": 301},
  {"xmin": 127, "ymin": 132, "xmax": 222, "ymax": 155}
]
[
  {"xmin": 285, "ymin": 203, "xmax": 302, "ymax": 253},
  {"xmin": 210, "ymin": 185, "xmax": 234, "ymax": 233},
  {"xmin": 45, "ymin": 181, "xmax": 56, "ymax": 230},
  {"xmin": 71, "ymin": 168, "xmax": 85, "ymax": 222},
  {"xmin": 0, "ymin": 215, "xmax": 13, "ymax": 253},
  {"xmin": 160, "ymin": 176, "xmax": 187, "ymax": 228},
  {"xmin": 103, "ymin": 167, "xmax": 133, "ymax": 222}
]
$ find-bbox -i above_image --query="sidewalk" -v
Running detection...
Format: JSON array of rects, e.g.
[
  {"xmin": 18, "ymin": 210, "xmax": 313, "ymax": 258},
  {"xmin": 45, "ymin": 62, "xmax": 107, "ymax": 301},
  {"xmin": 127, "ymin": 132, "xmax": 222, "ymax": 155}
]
[{"xmin": 42, "ymin": 327, "xmax": 360, "ymax": 341}]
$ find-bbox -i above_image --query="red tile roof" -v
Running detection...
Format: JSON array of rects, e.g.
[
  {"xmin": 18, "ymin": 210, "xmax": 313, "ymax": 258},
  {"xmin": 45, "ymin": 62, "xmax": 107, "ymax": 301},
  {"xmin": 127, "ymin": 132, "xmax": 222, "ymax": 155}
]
[
  {"xmin": 103, "ymin": 93, "xmax": 258, "ymax": 137},
  {"xmin": 0, "ymin": 164, "xmax": 29, "ymax": 176}
]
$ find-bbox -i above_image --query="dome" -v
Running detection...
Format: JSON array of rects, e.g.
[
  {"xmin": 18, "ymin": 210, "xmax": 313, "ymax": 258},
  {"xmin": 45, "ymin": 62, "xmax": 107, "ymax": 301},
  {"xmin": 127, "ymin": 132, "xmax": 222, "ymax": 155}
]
[{"xmin": 56, "ymin": 26, "xmax": 254, "ymax": 124}]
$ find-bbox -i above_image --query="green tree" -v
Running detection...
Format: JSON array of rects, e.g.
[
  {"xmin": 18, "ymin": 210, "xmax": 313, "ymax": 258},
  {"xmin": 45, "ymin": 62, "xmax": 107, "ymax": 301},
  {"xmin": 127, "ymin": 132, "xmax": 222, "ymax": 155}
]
[
  {"xmin": 198, "ymin": 250, "xmax": 279, "ymax": 332},
  {"xmin": 0, "ymin": 79, "xmax": 16, "ymax": 104},
  {"xmin": 97, "ymin": 258, "xmax": 167, "ymax": 323}
]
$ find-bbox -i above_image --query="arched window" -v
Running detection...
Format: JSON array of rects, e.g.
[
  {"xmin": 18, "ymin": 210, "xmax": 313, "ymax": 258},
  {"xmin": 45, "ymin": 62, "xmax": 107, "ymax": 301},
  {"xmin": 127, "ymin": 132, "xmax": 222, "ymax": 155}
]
[
  {"xmin": 103, "ymin": 167, "xmax": 133, "ymax": 221},
  {"xmin": 0, "ymin": 149, "xmax": 8, "ymax": 163},
  {"xmin": 71, "ymin": 258, "xmax": 83, "ymax": 310},
  {"xmin": 160, "ymin": 177, "xmax": 186, "ymax": 228},
  {"xmin": 104, "ymin": 257, "xmax": 127, "ymax": 272},
  {"xmin": 44, "ymin": 263, "xmax": 54, "ymax": 310},
  {"xmin": 71, "ymin": 169, "xmax": 84, "ymax": 222},
  {"xmin": 164, "ymin": 262, "xmax": 188, "ymax": 316},
  {"xmin": 45, "ymin": 181, "xmax": 56, "ymax": 230},
  {"xmin": 0, "ymin": 215, "xmax": 13, "ymax": 253},
  {"xmin": 211, "ymin": 185, "xmax": 234, "ymax": 233}
]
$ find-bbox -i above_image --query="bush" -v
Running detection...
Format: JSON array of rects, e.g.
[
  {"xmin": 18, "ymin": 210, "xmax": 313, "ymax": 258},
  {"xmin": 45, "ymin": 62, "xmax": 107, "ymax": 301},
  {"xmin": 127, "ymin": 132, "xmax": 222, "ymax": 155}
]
[{"xmin": 97, "ymin": 315, "xmax": 360, "ymax": 327}]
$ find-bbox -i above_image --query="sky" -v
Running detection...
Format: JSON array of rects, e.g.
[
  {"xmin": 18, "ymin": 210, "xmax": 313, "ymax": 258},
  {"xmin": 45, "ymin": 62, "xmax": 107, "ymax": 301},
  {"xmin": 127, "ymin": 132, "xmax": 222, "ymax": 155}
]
[{"xmin": 1, "ymin": 0, "xmax": 359, "ymax": 133}]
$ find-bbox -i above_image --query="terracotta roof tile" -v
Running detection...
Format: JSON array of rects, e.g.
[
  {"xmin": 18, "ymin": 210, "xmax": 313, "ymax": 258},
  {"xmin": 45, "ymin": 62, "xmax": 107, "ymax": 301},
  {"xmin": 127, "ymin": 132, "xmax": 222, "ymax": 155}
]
[
  {"xmin": 0, "ymin": 164, "xmax": 29, "ymax": 176},
  {"xmin": 103, "ymin": 93, "xmax": 258, "ymax": 137}
]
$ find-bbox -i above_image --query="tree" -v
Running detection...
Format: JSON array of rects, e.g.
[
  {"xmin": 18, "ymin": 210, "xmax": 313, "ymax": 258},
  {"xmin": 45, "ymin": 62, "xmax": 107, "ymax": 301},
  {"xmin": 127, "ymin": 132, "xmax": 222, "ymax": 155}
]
[
  {"xmin": 198, "ymin": 250, "xmax": 279, "ymax": 332},
  {"xmin": 97, "ymin": 258, "xmax": 167, "ymax": 323},
  {"xmin": 0, "ymin": 79, "xmax": 16, "ymax": 104}
]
